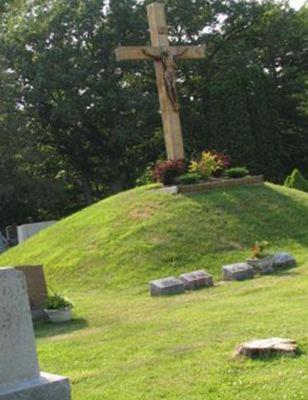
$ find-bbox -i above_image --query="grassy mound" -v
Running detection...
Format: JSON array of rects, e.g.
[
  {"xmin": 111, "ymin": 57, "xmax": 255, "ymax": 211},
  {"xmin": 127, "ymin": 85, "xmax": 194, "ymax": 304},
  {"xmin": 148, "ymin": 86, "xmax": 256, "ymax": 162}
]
[
  {"xmin": 1, "ymin": 183, "xmax": 308, "ymax": 399},
  {"xmin": 0, "ymin": 183, "xmax": 307, "ymax": 290}
]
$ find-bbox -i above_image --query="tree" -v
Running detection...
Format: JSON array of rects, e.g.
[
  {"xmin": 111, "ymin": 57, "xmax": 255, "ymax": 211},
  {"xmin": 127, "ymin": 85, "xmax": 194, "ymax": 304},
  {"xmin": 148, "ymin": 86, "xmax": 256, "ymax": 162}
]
[{"xmin": 0, "ymin": 0, "xmax": 307, "ymax": 227}]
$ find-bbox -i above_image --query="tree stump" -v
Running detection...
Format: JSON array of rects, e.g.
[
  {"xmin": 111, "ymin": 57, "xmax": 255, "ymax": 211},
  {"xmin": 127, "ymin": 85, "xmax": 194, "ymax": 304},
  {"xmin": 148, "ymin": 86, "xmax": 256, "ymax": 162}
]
[{"xmin": 235, "ymin": 338, "xmax": 298, "ymax": 358}]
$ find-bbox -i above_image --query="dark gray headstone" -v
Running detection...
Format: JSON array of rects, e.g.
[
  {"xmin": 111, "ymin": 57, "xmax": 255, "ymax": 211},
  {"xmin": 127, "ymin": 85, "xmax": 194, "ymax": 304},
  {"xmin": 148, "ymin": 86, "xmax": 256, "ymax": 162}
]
[
  {"xmin": 274, "ymin": 252, "xmax": 296, "ymax": 269},
  {"xmin": 149, "ymin": 277, "xmax": 185, "ymax": 296},
  {"xmin": 222, "ymin": 263, "xmax": 254, "ymax": 281},
  {"xmin": 14, "ymin": 265, "xmax": 48, "ymax": 321},
  {"xmin": 247, "ymin": 256, "xmax": 275, "ymax": 275},
  {"xmin": 179, "ymin": 270, "xmax": 213, "ymax": 290}
]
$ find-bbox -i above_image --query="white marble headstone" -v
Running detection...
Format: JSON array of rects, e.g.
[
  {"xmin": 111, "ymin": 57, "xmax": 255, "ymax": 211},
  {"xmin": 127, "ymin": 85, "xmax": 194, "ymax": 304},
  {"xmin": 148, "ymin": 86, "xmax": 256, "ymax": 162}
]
[
  {"xmin": 0, "ymin": 268, "xmax": 40, "ymax": 385},
  {"xmin": 0, "ymin": 268, "xmax": 71, "ymax": 400}
]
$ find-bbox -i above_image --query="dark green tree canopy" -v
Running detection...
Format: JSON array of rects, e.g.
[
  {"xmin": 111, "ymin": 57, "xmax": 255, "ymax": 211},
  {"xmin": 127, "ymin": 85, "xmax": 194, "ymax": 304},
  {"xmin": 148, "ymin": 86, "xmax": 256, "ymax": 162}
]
[{"xmin": 0, "ymin": 0, "xmax": 307, "ymax": 227}]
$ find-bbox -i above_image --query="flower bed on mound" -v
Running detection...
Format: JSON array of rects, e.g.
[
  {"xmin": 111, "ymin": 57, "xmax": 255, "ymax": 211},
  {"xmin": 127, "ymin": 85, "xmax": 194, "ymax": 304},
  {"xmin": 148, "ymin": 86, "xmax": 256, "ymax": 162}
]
[
  {"xmin": 170, "ymin": 175, "xmax": 264, "ymax": 194},
  {"xmin": 177, "ymin": 175, "xmax": 264, "ymax": 194},
  {"xmin": 151, "ymin": 150, "xmax": 264, "ymax": 194}
]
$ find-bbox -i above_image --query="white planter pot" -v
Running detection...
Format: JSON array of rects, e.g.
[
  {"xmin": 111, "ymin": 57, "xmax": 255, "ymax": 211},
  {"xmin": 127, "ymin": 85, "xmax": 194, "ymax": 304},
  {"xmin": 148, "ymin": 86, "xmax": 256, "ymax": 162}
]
[{"xmin": 45, "ymin": 307, "xmax": 72, "ymax": 323}]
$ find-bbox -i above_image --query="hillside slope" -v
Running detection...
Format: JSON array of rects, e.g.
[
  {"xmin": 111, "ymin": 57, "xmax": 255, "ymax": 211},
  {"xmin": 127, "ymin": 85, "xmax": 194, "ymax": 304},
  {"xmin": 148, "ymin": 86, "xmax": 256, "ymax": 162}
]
[
  {"xmin": 0, "ymin": 183, "xmax": 307, "ymax": 290},
  {"xmin": 1, "ymin": 183, "xmax": 308, "ymax": 400}
]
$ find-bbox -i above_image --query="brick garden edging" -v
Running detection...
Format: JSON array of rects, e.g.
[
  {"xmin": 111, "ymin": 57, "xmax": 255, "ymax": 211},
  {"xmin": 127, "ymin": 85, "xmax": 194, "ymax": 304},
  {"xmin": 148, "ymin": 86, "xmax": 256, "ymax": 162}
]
[{"xmin": 177, "ymin": 175, "xmax": 264, "ymax": 194}]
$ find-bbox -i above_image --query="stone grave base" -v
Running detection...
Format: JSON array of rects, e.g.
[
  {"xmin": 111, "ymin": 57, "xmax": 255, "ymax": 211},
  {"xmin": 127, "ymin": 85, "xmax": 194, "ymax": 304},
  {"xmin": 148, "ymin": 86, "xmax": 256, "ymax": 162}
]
[{"xmin": 0, "ymin": 373, "xmax": 70, "ymax": 400}]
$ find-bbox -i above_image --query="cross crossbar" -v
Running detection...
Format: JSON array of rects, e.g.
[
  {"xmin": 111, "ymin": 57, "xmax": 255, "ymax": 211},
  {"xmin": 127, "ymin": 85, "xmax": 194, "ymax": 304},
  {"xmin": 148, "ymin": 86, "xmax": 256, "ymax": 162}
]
[
  {"xmin": 115, "ymin": 46, "xmax": 206, "ymax": 62},
  {"xmin": 115, "ymin": 2, "xmax": 206, "ymax": 161}
]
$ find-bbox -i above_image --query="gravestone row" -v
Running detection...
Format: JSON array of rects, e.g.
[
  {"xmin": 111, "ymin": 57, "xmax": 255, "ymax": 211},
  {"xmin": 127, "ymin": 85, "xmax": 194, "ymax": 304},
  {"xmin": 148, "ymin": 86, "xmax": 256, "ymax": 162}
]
[
  {"xmin": 150, "ymin": 252, "xmax": 296, "ymax": 296},
  {"xmin": 223, "ymin": 252, "xmax": 296, "ymax": 281},
  {"xmin": 150, "ymin": 270, "xmax": 213, "ymax": 296}
]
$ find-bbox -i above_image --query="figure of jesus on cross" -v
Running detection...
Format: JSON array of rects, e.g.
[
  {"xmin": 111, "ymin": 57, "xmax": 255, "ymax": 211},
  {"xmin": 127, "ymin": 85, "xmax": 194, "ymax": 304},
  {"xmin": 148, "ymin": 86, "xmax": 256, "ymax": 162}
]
[{"xmin": 115, "ymin": 2, "xmax": 205, "ymax": 161}]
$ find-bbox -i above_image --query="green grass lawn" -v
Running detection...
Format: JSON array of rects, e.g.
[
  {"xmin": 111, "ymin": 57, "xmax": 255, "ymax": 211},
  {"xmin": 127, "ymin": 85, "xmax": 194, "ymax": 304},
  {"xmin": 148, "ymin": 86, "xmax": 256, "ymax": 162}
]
[{"xmin": 1, "ymin": 183, "xmax": 308, "ymax": 399}]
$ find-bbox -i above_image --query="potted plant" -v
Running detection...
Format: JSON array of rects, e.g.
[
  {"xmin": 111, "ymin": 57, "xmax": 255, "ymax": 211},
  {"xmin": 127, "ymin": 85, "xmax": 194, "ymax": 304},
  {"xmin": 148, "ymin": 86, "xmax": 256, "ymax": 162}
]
[
  {"xmin": 247, "ymin": 241, "xmax": 275, "ymax": 274},
  {"xmin": 44, "ymin": 294, "xmax": 73, "ymax": 323}
]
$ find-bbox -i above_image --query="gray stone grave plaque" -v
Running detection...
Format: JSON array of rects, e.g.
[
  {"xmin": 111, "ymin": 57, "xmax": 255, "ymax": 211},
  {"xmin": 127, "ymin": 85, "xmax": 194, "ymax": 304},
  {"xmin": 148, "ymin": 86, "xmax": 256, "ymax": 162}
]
[
  {"xmin": 222, "ymin": 263, "xmax": 255, "ymax": 281},
  {"xmin": 149, "ymin": 277, "xmax": 185, "ymax": 296},
  {"xmin": 0, "ymin": 268, "xmax": 70, "ymax": 400},
  {"xmin": 179, "ymin": 270, "xmax": 213, "ymax": 290},
  {"xmin": 274, "ymin": 252, "xmax": 296, "ymax": 269}
]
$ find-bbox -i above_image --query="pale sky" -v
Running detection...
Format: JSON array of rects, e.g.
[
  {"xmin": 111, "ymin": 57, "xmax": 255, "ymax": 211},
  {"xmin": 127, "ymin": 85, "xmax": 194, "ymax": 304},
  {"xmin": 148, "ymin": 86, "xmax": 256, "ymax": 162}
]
[{"xmin": 287, "ymin": 0, "xmax": 307, "ymax": 9}]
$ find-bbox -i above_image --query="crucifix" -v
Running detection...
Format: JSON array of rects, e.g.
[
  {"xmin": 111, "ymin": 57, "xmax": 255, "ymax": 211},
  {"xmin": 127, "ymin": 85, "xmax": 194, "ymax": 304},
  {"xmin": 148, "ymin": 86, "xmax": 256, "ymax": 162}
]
[{"xmin": 115, "ymin": 2, "xmax": 205, "ymax": 161}]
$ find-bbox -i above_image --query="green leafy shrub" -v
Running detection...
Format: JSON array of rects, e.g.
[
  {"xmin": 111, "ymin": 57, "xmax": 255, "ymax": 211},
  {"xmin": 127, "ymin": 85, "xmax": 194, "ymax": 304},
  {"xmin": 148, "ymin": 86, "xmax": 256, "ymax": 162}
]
[
  {"xmin": 178, "ymin": 173, "xmax": 201, "ymax": 185},
  {"xmin": 153, "ymin": 160, "xmax": 186, "ymax": 186},
  {"xmin": 212, "ymin": 151, "xmax": 231, "ymax": 176},
  {"xmin": 284, "ymin": 169, "xmax": 308, "ymax": 193},
  {"xmin": 136, "ymin": 166, "xmax": 154, "ymax": 186},
  {"xmin": 44, "ymin": 294, "xmax": 73, "ymax": 310},
  {"xmin": 189, "ymin": 151, "xmax": 223, "ymax": 180},
  {"xmin": 224, "ymin": 167, "xmax": 249, "ymax": 179}
]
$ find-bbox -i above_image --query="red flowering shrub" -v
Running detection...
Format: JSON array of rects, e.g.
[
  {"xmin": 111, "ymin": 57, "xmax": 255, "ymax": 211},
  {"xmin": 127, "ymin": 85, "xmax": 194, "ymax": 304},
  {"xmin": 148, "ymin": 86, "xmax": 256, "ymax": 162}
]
[{"xmin": 153, "ymin": 160, "xmax": 186, "ymax": 185}]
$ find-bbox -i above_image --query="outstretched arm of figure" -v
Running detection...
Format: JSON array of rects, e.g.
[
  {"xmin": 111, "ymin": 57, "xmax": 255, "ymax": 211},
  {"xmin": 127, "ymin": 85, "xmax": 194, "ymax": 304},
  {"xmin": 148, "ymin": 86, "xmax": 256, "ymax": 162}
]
[
  {"xmin": 142, "ymin": 49, "xmax": 161, "ymax": 61},
  {"xmin": 173, "ymin": 48, "xmax": 188, "ymax": 59}
]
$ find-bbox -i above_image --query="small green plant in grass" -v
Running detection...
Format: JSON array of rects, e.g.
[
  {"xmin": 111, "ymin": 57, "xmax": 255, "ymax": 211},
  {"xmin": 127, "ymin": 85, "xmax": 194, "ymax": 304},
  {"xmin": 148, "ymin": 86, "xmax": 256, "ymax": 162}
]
[
  {"xmin": 224, "ymin": 167, "xmax": 249, "ymax": 179},
  {"xmin": 251, "ymin": 241, "xmax": 271, "ymax": 259},
  {"xmin": 178, "ymin": 172, "xmax": 201, "ymax": 185},
  {"xmin": 284, "ymin": 168, "xmax": 308, "ymax": 193},
  {"xmin": 44, "ymin": 294, "xmax": 73, "ymax": 310}
]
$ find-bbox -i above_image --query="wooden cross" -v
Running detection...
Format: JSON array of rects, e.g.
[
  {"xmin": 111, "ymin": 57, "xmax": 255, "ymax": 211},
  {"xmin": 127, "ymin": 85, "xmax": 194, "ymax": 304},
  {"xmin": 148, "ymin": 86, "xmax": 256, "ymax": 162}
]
[{"xmin": 115, "ymin": 2, "xmax": 205, "ymax": 161}]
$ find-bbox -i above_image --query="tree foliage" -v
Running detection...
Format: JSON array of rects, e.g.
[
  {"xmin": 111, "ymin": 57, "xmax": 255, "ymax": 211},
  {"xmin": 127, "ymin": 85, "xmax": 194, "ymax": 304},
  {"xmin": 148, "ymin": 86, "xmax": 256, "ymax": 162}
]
[{"xmin": 0, "ymin": 0, "xmax": 307, "ymax": 227}]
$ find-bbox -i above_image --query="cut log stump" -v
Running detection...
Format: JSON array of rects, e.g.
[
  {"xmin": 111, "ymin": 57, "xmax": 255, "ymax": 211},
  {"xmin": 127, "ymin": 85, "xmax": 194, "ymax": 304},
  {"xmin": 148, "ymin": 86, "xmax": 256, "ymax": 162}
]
[{"xmin": 235, "ymin": 338, "xmax": 298, "ymax": 359}]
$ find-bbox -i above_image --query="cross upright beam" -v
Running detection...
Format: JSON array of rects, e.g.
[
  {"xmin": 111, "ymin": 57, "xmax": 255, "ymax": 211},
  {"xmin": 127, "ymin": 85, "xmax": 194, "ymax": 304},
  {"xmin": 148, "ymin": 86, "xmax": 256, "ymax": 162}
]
[{"xmin": 115, "ymin": 2, "xmax": 205, "ymax": 161}]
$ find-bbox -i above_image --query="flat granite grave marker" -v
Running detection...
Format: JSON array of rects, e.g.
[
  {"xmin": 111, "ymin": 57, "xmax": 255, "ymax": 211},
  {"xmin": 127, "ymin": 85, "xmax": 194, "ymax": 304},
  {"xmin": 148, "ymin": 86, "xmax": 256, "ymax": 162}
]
[
  {"xmin": 0, "ymin": 268, "xmax": 70, "ymax": 400},
  {"xmin": 222, "ymin": 262, "xmax": 255, "ymax": 281},
  {"xmin": 14, "ymin": 265, "xmax": 48, "ymax": 320},
  {"xmin": 274, "ymin": 252, "xmax": 296, "ymax": 269},
  {"xmin": 150, "ymin": 277, "xmax": 185, "ymax": 296},
  {"xmin": 179, "ymin": 270, "xmax": 213, "ymax": 290}
]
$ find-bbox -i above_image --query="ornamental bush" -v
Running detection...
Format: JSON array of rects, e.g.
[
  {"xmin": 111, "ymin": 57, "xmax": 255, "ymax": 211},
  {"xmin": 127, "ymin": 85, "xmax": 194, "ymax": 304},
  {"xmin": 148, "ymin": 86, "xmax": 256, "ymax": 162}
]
[
  {"xmin": 189, "ymin": 151, "xmax": 223, "ymax": 180},
  {"xmin": 212, "ymin": 151, "xmax": 231, "ymax": 176},
  {"xmin": 224, "ymin": 167, "xmax": 249, "ymax": 179},
  {"xmin": 178, "ymin": 172, "xmax": 201, "ymax": 185},
  {"xmin": 153, "ymin": 160, "xmax": 186, "ymax": 185}
]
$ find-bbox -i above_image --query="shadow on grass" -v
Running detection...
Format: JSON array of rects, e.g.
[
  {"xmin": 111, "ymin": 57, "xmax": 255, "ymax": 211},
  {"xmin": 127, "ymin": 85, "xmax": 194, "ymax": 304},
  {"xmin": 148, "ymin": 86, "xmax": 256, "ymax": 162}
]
[
  {"xmin": 273, "ymin": 268, "xmax": 299, "ymax": 277},
  {"xmin": 243, "ymin": 348, "xmax": 304, "ymax": 363},
  {"xmin": 34, "ymin": 318, "xmax": 88, "ymax": 339}
]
